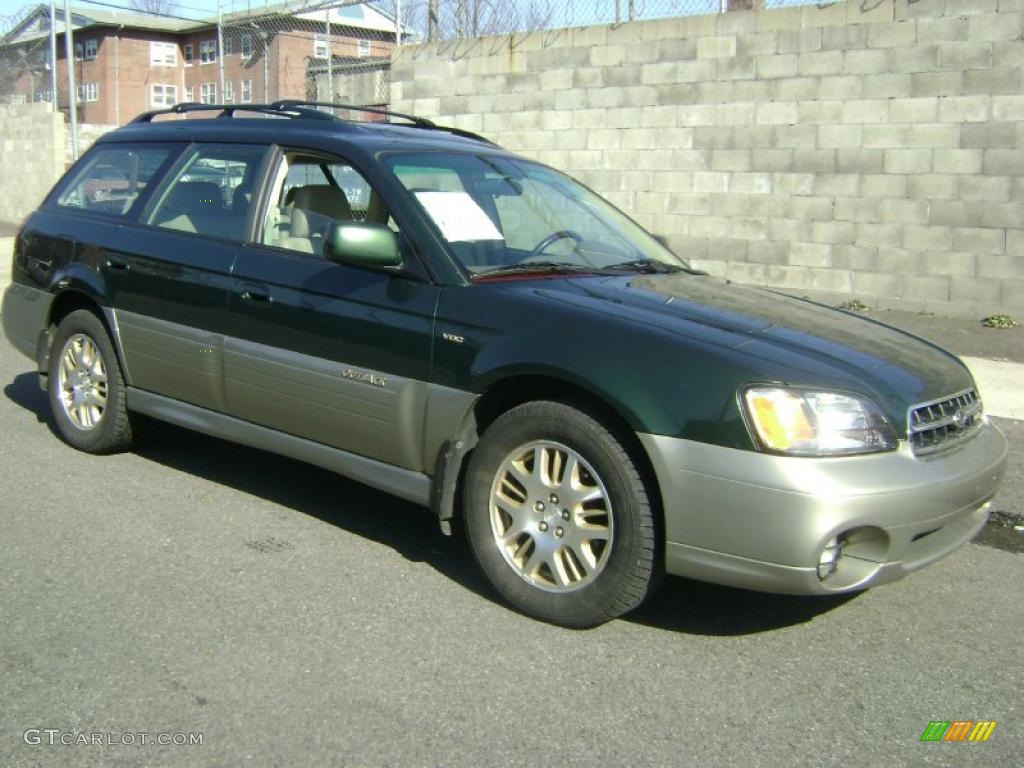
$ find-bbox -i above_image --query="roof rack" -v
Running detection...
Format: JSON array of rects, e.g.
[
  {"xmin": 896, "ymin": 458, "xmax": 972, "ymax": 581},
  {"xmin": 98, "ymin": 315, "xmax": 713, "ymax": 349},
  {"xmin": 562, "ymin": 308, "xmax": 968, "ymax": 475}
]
[
  {"xmin": 130, "ymin": 100, "xmax": 498, "ymax": 146},
  {"xmin": 269, "ymin": 100, "xmax": 436, "ymax": 128},
  {"xmin": 132, "ymin": 102, "xmax": 336, "ymax": 123}
]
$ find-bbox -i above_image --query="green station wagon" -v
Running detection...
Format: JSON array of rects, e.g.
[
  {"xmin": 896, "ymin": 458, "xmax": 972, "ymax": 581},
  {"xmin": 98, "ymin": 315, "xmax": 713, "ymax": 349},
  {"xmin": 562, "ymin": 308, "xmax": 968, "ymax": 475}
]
[{"xmin": 2, "ymin": 102, "xmax": 1007, "ymax": 627}]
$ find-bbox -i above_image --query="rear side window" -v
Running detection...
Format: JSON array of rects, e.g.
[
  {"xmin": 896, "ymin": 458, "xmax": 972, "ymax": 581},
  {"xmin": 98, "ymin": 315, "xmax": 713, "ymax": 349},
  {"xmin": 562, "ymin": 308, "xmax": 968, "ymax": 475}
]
[
  {"xmin": 56, "ymin": 145, "xmax": 174, "ymax": 217},
  {"xmin": 146, "ymin": 143, "xmax": 267, "ymax": 242}
]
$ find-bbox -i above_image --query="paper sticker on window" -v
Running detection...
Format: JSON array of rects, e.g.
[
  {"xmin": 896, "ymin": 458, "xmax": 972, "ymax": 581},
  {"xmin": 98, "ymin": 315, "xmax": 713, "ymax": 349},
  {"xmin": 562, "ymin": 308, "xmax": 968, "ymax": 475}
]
[{"xmin": 414, "ymin": 191, "xmax": 503, "ymax": 242}]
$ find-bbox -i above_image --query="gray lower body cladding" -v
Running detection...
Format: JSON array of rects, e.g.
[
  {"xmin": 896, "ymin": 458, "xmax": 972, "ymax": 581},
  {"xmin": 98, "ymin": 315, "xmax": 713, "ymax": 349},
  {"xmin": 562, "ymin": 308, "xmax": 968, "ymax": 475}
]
[
  {"xmin": 127, "ymin": 388, "xmax": 432, "ymax": 506},
  {"xmin": 2, "ymin": 283, "xmax": 53, "ymax": 361}
]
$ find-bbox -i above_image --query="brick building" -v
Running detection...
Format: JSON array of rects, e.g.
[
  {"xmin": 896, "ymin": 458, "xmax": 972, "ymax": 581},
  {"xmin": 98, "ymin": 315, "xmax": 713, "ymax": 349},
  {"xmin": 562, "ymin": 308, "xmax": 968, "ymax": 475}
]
[{"xmin": 0, "ymin": 2, "xmax": 399, "ymax": 125}]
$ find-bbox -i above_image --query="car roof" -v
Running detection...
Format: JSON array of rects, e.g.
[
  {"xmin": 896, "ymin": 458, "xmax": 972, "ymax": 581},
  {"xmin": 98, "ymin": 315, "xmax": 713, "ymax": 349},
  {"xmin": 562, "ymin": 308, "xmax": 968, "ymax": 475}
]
[{"xmin": 99, "ymin": 102, "xmax": 508, "ymax": 160}]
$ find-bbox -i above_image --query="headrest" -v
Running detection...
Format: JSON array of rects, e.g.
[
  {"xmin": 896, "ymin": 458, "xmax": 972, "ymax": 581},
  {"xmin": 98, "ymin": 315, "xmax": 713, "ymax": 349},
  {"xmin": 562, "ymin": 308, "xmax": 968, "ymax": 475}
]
[{"xmin": 288, "ymin": 184, "xmax": 352, "ymax": 221}]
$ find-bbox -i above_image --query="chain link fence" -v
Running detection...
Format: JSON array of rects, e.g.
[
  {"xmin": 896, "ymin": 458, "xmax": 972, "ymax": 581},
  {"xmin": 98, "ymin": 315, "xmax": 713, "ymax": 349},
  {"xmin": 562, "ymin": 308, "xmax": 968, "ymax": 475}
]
[{"xmin": 393, "ymin": 0, "xmax": 816, "ymax": 39}]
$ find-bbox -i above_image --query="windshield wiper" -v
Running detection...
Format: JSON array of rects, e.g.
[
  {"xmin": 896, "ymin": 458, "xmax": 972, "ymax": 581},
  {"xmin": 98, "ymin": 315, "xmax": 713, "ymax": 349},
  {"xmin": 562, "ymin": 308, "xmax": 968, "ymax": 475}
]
[
  {"xmin": 598, "ymin": 260, "xmax": 686, "ymax": 274},
  {"xmin": 473, "ymin": 261, "xmax": 598, "ymax": 278}
]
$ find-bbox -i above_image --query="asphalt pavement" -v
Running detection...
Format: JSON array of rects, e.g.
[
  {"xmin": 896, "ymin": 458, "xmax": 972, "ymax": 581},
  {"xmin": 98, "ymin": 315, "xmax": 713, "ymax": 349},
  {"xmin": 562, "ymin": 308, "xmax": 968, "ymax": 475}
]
[{"xmin": 1, "ymin": 327, "xmax": 1022, "ymax": 766}]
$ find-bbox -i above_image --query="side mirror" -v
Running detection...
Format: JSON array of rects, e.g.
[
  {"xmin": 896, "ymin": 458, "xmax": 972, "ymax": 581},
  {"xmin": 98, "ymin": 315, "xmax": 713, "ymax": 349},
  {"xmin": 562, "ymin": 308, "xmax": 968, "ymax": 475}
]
[{"xmin": 324, "ymin": 222, "xmax": 402, "ymax": 269}]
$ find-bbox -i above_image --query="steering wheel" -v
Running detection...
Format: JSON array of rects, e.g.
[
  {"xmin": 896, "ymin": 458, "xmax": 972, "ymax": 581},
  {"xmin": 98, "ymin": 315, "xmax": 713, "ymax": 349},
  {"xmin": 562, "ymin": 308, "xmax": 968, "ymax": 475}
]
[{"xmin": 521, "ymin": 230, "xmax": 584, "ymax": 262}]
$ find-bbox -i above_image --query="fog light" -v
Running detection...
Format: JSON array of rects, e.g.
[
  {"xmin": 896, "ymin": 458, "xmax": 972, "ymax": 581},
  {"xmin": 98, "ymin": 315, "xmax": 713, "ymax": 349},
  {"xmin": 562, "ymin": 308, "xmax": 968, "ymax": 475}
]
[{"xmin": 817, "ymin": 536, "xmax": 844, "ymax": 580}]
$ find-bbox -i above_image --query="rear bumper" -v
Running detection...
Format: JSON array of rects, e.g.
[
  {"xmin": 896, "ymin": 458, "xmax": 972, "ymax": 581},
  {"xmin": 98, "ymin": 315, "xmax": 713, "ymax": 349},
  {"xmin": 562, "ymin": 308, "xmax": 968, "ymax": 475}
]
[
  {"xmin": 640, "ymin": 423, "xmax": 1007, "ymax": 594},
  {"xmin": 1, "ymin": 282, "xmax": 52, "ymax": 362}
]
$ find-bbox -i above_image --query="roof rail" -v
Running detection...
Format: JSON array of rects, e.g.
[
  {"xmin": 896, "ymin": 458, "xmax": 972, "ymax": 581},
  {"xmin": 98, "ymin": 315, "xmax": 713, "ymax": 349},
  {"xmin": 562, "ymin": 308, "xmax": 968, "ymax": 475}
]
[
  {"xmin": 131, "ymin": 102, "xmax": 336, "ymax": 123},
  {"xmin": 268, "ymin": 100, "xmax": 497, "ymax": 146},
  {"xmin": 268, "ymin": 100, "xmax": 435, "ymax": 127},
  {"xmin": 129, "ymin": 100, "xmax": 498, "ymax": 146}
]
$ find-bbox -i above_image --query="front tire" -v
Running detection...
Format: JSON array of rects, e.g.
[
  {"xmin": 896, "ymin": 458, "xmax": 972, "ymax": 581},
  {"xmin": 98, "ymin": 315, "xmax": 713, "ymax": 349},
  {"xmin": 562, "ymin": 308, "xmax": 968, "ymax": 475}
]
[
  {"xmin": 48, "ymin": 309, "xmax": 134, "ymax": 454},
  {"xmin": 463, "ymin": 400, "xmax": 658, "ymax": 627}
]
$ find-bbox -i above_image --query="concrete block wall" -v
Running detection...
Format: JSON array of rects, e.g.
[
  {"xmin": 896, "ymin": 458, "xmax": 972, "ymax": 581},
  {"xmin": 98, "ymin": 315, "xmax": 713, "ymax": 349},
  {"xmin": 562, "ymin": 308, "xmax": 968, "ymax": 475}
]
[
  {"xmin": 390, "ymin": 0, "xmax": 1024, "ymax": 319},
  {"xmin": 71, "ymin": 123, "xmax": 119, "ymax": 165},
  {"xmin": 0, "ymin": 103, "xmax": 64, "ymax": 226}
]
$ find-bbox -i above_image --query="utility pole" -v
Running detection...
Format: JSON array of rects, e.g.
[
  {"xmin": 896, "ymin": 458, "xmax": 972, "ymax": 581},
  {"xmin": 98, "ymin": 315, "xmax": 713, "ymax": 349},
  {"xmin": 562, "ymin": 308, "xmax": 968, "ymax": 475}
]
[
  {"xmin": 325, "ymin": 10, "xmax": 333, "ymax": 103},
  {"xmin": 428, "ymin": 0, "xmax": 438, "ymax": 42},
  {"xmin": 63, "ymin": 0, "xmax": 78, "ymax": 159},
  {"xmin": 217, "ymin": 0, "xmax": 225, "ymax": 101},
  {"xmin": 48, "ymin": 0, "xmax": 57, "ymax": 112},
  {"xmin": 263, "ymin": 31, "xmax": 269, "ymax": 101},
  {"xmin": 455, "ymin": 0, "xmax": 466, "ymax": 37},
  {"xmin": 395, "ymin": 0, "xmax": 402, "ymax": 46}
]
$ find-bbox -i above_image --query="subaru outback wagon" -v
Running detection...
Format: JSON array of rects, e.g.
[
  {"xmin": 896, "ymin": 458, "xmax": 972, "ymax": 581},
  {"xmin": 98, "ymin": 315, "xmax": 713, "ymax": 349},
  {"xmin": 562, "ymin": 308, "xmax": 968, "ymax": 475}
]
[{"xmin": 2, "ymin": 101, "xmax": 1007, "ymax": 627}]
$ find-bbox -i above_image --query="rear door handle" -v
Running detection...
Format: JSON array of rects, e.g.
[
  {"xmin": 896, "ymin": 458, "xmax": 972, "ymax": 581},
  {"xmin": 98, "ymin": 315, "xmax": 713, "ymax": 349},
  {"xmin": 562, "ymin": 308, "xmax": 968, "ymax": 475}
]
[{"xmin": 106, "ymin": 255, "xmax": 129, "ymax": 271}]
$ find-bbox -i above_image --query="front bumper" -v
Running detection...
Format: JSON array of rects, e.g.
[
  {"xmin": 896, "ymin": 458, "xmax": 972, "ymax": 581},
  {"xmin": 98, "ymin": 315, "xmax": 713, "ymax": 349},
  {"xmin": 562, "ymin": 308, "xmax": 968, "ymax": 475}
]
[{"xmin": 640, "ymin": 422, "xmax": 1007, "ymax": 594}]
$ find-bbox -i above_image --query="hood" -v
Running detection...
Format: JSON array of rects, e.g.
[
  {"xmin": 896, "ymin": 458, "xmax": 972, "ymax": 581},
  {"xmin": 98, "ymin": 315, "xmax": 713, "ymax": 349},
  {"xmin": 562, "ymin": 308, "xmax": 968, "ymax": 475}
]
[{"xmin": 517, "ymin": 273, "xmax": 974, "ymax": 415}]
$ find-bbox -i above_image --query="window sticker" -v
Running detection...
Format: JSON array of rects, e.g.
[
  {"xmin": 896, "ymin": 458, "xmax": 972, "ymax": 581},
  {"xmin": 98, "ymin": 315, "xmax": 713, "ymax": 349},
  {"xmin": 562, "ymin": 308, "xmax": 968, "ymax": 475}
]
[{"xmin": 414, "ymin": 191, "xmax": 502, "ymax": 242}]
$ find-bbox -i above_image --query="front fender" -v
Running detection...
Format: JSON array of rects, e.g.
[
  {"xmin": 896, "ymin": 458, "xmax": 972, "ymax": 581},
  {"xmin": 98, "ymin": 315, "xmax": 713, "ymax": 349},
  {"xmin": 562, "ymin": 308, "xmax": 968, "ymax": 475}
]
[{"xmin": 434, "ymin": 285, "xmax": 758, "ymax": 449}]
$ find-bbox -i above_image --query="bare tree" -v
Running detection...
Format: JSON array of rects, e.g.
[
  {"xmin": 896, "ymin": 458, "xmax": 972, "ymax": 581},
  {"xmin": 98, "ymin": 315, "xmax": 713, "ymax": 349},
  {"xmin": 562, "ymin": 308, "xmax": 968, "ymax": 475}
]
[
  {"xmin": 376, "ymin": 0, "xmax": 556, "ymax": 41},
  {"xmin": 371, "ymin": 0, "xmax": 427, "ymax": 41},
  {"xmin": 131, "ymin": 0, "xmax": 180, "ymax": 16}
]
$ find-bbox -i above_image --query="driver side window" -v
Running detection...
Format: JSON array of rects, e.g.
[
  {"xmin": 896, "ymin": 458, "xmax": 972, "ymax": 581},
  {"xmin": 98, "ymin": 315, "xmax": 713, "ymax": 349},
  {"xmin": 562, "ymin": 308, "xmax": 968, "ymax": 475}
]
[{"xmin": 260, "ymin": 153, "xmax": 394, "ymax": 257}]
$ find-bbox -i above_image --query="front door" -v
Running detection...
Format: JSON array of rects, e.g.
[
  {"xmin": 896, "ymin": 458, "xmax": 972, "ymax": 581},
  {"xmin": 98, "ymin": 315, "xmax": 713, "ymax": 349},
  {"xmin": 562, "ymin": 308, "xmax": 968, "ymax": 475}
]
[{"xmin": 225, "ymin": 149, "xmax": 438, "ymax": 471}]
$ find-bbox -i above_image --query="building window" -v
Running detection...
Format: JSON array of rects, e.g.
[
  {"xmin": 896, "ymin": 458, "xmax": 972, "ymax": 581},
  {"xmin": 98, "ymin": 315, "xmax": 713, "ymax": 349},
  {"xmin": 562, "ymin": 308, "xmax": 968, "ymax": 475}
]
[
  {"xmin": 151, "ymin": 84, "xmax": 178, "ymax": 108},
  {"xmin": 357, "ymin": 39, "xmax": 371, "ymax": 57},
  {"xmin": 313, "ymin": 34, "xmax": 328, "ymax": 58},
  {"xmin": 240, "ymin": 33, "xmax": 253, "ymax": 59},
  {"xmin": 183, "ymin": 43, "xmax": 193, "ymax": 65},
  {"xmin": 34, "ymin": 89, "xmax": 53, "ymax": 103},
  {"xmin": 185, "ymin": 85, "xmax": 194, "ymax": 102},
  {"xmin": 74, "ymin": 42, "xmax": 83, "ymax": 60},
  {"xmin": 200, "ymin": 40, "xmax": 217, "ymax": 64},
  {"xmin": 223, "ymin": 81, "xmax": 234, "ymax": 103},
  {"xmin": 240, "ymin": 79, "xmax": 252, "ymax": 103},
  {"xmin": 83, "ymin": 39, "xmax": 98, "ymax": 60},
  {"xmin": 150, "ymin": 41, "xmax": 177, "ymax": 66},
  {"xmin": 200, "ymin": 82, "xmax": 216, "ymax": 104},
  {"xmin": 77, "ymin": 82, "xmax": 99, "ymax": 103}
]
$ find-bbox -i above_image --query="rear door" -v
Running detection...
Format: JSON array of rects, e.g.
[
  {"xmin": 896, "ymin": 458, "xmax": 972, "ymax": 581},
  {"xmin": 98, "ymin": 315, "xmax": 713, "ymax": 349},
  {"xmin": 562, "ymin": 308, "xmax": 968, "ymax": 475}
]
[
  {"xmin": 103, "ymin": 142, "xmax": 270, "ymax": 412},
  {"xmin": 225, "ymin": 149, "xmax": 439, "ymax": 471}
]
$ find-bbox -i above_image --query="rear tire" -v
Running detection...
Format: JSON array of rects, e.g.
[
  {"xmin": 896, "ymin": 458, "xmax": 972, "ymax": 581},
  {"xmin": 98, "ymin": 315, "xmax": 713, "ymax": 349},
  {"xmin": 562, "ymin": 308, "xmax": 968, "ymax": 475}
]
[
  {"xmin": 463, "ymin": 400, "xmax": 658, "ymax": 628},
  {"xmin": 48, "ymin": 309, "xmax": 135, "ymax": 454}
]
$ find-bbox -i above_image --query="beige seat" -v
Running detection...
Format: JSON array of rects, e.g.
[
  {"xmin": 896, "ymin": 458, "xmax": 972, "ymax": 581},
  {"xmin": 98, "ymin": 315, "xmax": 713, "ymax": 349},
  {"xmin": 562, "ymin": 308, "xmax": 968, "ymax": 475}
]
[
  {"xmin": 156, "ymin": 181, "xmax": 230, "ymax": 236},
  {"xmin": 287, "ymin": 184, "xmax": 352, "ymax": 221}
]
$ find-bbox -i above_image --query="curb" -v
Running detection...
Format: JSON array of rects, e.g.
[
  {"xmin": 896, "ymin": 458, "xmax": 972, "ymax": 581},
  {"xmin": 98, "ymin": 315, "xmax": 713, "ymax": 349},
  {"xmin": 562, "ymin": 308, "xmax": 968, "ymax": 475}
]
[{"xmin": 962, "ymin": 356, "xmax": 1024, "ymax": 422}]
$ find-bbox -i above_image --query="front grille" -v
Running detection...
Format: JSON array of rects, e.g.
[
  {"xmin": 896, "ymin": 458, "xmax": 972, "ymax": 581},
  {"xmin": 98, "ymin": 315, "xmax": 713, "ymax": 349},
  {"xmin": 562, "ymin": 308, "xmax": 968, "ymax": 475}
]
[{"xmin": 908, "ymin": 389, "xmax": 983, "ymax": 456}]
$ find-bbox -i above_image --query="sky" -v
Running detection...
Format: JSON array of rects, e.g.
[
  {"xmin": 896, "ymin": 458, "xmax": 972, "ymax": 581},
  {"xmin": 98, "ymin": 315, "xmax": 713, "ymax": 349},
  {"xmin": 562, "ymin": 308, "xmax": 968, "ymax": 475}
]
[
  {"xmin": 1, "ymin": 0, "xmax": 815, "ymax": 35},
  {"xmin": 1, "ymin": 0, "xmax": 233, "ymax": 25}
]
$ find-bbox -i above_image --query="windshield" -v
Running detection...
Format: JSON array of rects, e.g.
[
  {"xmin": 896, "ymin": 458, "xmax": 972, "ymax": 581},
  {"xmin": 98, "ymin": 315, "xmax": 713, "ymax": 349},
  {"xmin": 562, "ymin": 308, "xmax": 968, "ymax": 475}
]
[{"xmin": 384, "ymin": 153, "xmax": 687, "ymax": 278}]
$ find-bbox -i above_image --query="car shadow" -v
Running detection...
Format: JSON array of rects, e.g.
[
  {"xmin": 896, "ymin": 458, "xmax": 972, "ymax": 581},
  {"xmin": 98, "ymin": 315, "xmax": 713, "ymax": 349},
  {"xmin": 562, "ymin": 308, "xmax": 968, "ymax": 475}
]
[
  {"xmin": 626, "ymin": 577, "xmax": 858, "ymax": 635},
  {"xmin": 4, "ymin": 369, "xmax": 858, "ymax": 636}
]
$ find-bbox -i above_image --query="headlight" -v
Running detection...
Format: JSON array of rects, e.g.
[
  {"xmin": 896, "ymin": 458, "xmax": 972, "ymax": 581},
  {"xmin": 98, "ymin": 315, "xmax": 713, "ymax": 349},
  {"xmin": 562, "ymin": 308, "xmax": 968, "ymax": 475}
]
[{"xmin": 742, "ymin": 386, "xmax": 897, "ymax": 457}]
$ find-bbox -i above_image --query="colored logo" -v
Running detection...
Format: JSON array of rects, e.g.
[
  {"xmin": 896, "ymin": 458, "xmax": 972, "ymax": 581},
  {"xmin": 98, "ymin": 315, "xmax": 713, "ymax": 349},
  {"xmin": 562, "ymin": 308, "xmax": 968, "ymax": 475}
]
[{"xmin": 920, "ymin": 721, "xmax": 997, "ymax": 742}]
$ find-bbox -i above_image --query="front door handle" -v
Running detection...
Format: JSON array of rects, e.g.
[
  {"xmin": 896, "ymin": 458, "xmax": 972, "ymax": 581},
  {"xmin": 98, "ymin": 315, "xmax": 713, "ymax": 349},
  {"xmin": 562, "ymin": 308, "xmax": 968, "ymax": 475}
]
[
  {"xmin": 106, "ymin": 255, "xmax": 129, "ymax": 271},
  {"xmin": 240, "ymin": 287, "xmax": 272, "ymax": 304}
]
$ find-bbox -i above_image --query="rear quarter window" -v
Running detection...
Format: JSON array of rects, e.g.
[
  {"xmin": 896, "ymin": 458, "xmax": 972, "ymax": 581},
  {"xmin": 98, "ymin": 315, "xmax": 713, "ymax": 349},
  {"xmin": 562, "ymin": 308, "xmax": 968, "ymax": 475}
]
[{"xmin": 54, "ymin": 144, "xmax": 178, "ymax": 218}]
